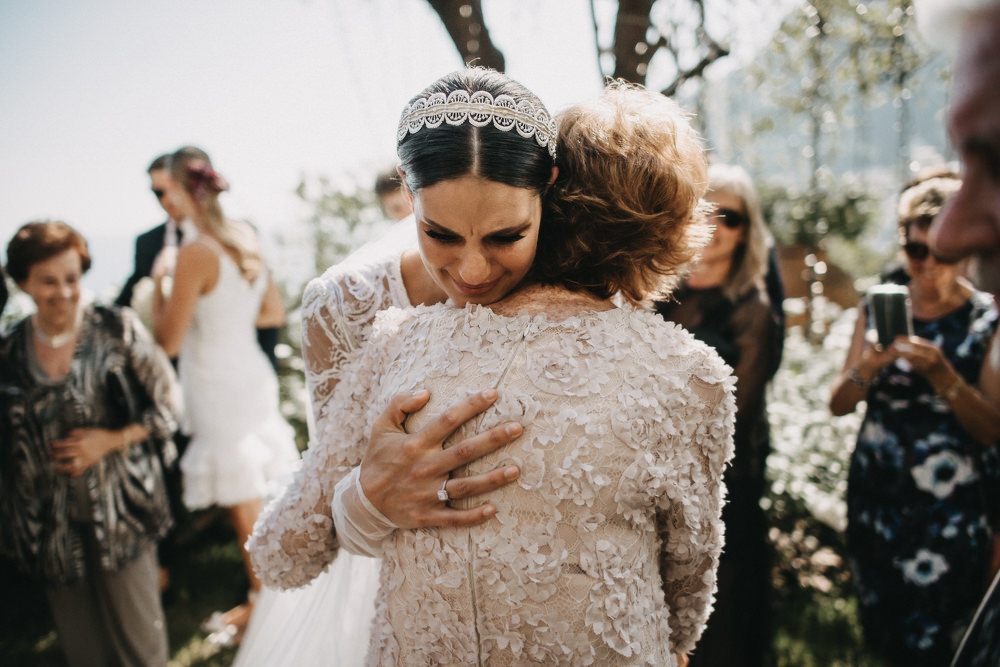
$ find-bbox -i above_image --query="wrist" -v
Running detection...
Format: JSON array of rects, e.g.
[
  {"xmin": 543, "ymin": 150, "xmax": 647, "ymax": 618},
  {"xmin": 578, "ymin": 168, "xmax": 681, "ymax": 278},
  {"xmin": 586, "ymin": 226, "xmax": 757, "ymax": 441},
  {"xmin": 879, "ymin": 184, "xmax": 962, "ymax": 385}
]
[
  {"xmin": 847, "ymin": 366, "xmax": 873, "ymax": 390},
  {"xmin": 120, "ymin": 424, "xmax": 139, "ymax": 450},
  {"xmin": 937, "ymin": 376, "xmax": 966, "ymax": 402}
]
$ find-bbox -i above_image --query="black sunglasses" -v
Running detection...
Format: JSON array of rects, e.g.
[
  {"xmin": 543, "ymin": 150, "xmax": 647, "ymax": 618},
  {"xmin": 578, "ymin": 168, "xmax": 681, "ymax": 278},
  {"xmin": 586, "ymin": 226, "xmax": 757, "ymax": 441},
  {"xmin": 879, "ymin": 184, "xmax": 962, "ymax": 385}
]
[
  {"xmin": 714, "ymin": 207, "xmax": 748, "ymax": 229},
  {"xmin": 902, "ymin": 241, "xmax": 957, "ymax": 264},
  {"xmin": 152, "ymin": 188, "xmax": 166, "ymax": 200}
]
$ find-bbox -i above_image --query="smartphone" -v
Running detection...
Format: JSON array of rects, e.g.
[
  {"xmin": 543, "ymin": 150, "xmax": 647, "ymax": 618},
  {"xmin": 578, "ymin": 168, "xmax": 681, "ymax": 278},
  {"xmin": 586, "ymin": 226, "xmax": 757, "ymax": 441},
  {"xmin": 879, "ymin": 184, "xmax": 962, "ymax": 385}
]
[{"xmin": 868, "ymin": 284, "xmax": 913, "ymax": 348}]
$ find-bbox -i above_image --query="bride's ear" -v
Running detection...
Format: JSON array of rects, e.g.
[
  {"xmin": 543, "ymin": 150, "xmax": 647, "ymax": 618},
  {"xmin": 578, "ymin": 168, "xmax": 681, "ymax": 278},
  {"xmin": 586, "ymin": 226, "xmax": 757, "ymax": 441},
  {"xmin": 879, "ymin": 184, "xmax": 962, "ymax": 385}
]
[
  {"xmin": 396, "ymin": 167, "xmax": 413, "ymax": 202},
  {"xmin": 548, "ymin": 166, "xmax": 559, "ymax": 185}
]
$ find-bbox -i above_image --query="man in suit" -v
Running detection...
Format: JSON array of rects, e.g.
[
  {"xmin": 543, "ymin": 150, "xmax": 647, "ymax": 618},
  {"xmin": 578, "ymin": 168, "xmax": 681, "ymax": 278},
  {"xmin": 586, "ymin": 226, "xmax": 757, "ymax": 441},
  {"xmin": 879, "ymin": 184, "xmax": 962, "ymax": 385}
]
[{"xmin": 116, "ymin": 154, "xmax": 186, "ymax": 309}]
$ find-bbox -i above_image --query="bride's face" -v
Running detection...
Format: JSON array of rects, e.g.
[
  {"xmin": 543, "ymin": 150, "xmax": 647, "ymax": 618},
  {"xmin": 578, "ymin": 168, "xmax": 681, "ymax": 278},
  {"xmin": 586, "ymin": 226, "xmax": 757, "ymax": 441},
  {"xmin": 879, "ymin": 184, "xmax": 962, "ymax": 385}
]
[{"xmin": 410, "ymin": 175, "xmax": 542, "ymax": 307}]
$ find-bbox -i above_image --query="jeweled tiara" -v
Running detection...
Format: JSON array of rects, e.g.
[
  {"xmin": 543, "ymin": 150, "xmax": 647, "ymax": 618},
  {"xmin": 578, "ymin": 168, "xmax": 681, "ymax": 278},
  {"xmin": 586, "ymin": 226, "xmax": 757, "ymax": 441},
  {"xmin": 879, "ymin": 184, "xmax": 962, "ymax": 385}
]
[{"xmin": 396, "ymin": 90, "xmax": 557, "ymax": 160}]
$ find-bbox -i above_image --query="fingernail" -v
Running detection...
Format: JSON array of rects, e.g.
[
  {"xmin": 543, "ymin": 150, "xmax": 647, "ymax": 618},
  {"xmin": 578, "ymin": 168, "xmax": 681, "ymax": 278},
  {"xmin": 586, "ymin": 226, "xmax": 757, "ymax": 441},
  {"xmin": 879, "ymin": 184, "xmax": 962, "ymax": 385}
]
[
  {"xmin": 482, "ymin": 505, "xmax": 497, "ymax": 517},
  {"xmin": 504, "ymin": 423, "xmax": 522, "ymax": 437},
  {"xmin": 504, "ymin": 465, "xmax": 520, "ymax": 480},
  {"xmin": 481, "ymin": 389, "xmax": 498, "ymax": 401}
]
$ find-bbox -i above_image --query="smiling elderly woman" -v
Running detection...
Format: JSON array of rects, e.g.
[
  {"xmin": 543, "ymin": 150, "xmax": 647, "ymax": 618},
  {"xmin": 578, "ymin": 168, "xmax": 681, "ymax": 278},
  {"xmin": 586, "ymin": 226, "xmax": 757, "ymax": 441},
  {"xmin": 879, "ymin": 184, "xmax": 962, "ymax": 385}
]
[{"xmin": 0, "ymin": 220, "xmax": 180, "ymax": 667}]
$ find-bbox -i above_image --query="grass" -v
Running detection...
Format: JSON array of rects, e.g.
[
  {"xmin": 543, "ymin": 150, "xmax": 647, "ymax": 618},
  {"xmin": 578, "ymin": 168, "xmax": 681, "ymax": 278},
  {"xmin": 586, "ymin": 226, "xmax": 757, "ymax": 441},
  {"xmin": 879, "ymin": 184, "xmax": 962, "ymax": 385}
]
[
  {"xmin": 2, "ymin": 511, "xmax": 888, "ymax": 667},
  {"xmin": 0, "ymin": 510, "xmax": 243, "ymax": 667}
]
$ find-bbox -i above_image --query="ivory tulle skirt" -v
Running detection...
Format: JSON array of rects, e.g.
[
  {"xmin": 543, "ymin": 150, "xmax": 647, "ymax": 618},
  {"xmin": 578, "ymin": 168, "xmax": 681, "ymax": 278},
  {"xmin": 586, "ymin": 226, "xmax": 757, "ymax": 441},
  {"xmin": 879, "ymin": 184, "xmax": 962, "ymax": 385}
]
[{"xmin": 233, "ymin": 551, "xmax": 380, "ymax": 666}]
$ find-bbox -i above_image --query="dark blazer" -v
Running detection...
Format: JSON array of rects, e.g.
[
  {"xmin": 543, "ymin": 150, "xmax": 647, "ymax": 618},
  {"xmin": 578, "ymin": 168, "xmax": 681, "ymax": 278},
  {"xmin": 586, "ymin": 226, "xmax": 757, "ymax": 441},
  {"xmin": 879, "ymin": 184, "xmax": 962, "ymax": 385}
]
[
  {"xmin": 115, "ymin": 221, "xmax": 280, "ymax": 369},
  {"xmin": 116, "ymin": 222, "xmax": 172, "ymax": 308}
]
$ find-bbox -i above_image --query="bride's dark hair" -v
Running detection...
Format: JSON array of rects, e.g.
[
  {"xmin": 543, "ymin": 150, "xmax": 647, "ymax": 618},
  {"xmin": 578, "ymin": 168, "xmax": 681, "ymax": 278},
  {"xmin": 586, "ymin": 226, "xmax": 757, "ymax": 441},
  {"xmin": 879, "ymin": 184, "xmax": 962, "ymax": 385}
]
[{"xmin": 395, "ymin": 67, "xmax": 555, "ymax": 197}]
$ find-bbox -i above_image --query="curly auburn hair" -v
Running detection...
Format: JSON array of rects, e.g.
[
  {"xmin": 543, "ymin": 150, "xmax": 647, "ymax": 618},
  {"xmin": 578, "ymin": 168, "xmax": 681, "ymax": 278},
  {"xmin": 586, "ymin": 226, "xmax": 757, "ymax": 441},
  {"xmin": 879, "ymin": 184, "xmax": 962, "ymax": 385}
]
[
  {"xmin": 6, "ymin": 220, "xmax": 91, "ymax": 284},
  {"xmin": 529, "ymin": 82, "xmax": 711, "ymax": 306}
]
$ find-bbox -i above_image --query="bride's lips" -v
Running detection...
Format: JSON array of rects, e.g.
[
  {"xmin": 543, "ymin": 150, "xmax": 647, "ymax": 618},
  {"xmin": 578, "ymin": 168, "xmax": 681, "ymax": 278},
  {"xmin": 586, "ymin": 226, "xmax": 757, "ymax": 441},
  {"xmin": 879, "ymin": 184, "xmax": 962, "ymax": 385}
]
[{"xmin": 450, "ymin": 275, "xmax": 500, "ymax": 297}]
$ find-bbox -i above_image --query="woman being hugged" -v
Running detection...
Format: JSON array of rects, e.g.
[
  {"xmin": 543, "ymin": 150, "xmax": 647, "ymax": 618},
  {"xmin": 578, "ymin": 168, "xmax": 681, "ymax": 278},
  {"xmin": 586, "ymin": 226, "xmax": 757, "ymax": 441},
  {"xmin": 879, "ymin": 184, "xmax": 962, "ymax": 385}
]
[
  {"xmin": 1, "ymin": 221, "xmax": 179, "ymax": 666},
  {"xmin": 830, "ymin": 168, "xmax": 1000, "ymax": 665},
  {"xmin": 153, "ymin": 146, "xmax": 299, "ymax": 641},
  {"xmin": 252, "ymin": 70, "xmax": 735, "ymax": 666}
]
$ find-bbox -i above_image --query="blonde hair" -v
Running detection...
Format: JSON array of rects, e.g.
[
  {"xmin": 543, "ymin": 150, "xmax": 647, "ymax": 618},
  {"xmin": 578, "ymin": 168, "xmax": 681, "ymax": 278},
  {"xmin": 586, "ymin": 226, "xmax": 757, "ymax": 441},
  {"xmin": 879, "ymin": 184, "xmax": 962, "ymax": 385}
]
[
  {"xmin": 707, "ymin": 163, "xmax": 771, "ymax": 301},
  {"xmin": 897, "ymin": 166, "xmax": 962, "ymax": 236},
  {"xmin": 170, "ymin": 146, "xmax": 262, "ymax": 281},
  {"xmin": 532, "ymin": 82, "xmax": 711, "ymax": 306}
]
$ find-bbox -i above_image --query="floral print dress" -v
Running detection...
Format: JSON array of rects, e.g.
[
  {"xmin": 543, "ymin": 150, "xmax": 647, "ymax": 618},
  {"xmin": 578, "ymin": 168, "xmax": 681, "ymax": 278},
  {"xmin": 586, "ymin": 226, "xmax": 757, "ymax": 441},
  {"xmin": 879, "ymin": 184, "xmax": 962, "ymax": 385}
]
[{"xmin": 846, "ymin": 289, "xmax": 999, "ymax": 665}]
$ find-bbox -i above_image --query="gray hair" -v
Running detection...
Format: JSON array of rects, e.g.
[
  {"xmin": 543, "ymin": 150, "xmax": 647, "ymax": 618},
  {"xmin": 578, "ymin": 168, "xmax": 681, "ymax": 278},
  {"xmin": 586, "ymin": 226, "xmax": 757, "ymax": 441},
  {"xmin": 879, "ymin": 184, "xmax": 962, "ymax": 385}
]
[
  {"xmin": 915, "ymin": 0, "xmax": 1000, "ymax": 51},
  {"xmin": 707, "ymin": 163, "xmax": 771, "ymax": 302}
]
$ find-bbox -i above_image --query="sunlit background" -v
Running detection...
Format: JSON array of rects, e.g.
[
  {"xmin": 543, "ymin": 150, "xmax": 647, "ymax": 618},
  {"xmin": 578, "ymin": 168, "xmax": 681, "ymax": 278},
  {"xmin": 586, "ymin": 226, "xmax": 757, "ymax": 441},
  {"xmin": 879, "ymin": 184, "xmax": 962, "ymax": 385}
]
[{"xmin": 0, "ymin": 0, "xmax": 795, "ymax": 297}]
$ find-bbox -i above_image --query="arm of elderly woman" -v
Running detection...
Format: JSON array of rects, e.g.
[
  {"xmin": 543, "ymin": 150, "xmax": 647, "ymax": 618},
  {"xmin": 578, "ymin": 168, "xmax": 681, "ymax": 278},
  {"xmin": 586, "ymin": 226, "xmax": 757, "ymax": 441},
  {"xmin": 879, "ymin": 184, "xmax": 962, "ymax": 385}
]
[{"xmin": 51, "ymin": 424, "xmax": 148, "ymax": 476}]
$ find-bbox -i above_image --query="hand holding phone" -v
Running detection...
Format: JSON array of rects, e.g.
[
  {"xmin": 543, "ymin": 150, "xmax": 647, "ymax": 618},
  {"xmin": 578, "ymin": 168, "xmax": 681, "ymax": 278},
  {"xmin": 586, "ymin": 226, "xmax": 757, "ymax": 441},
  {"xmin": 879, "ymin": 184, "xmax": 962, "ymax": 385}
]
[{"xmin": 868, "ymin": 284, "xmax": 914, "ymax": 348}]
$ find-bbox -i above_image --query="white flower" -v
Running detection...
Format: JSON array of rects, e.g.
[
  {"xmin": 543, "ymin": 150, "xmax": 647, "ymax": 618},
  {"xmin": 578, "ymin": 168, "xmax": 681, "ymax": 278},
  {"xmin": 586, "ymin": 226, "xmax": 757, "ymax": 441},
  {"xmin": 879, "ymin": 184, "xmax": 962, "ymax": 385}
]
[
  {"xmin": 900, "ymin": 548, "xmax": 949, "ymax": 586},
  {"xmin": 911, "ymin": 450, "xmax": 976, "ymax": 499}
]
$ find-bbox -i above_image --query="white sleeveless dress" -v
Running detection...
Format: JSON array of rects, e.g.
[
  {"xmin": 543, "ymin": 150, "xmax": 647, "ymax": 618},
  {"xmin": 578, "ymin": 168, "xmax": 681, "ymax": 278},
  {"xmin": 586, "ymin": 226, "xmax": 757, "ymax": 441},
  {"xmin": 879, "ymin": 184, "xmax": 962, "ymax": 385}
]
[
  {"xmin": 237, "ymin": 235, "xmax": 413, "ymax": 667},
  {"xmin": 177, "ymin": 236, "xmax": 299, "ymax": 510}
]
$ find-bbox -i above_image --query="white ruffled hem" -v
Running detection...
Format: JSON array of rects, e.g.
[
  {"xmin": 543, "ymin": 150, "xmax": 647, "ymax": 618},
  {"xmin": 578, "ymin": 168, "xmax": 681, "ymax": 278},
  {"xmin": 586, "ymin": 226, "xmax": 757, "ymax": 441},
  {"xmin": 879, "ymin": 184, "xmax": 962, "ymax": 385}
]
[{"xmin": 181, "ymin": 415, "xmax": 300, "ymax": 509}]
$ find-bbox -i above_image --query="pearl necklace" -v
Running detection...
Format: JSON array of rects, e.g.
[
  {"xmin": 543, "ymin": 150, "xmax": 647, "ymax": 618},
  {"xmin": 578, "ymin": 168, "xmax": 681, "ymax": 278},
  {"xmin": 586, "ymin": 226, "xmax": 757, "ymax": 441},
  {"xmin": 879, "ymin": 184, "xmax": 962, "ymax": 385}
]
[{"xmin": 33, "ymin": 314, "xmax": 80, "ymax": 349}]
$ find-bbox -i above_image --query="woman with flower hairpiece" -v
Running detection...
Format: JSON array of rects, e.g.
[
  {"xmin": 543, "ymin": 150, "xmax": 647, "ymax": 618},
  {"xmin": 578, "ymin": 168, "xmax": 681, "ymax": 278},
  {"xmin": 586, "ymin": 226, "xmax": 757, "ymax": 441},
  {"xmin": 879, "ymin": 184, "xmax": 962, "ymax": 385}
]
[
  {"xmin": 830, "ymin": 167, "xmax": 1000, "ymax": 665},
  {"xmin": 152, "ymin": 145, "xmax": 299, "ymax": 645},
  {"xmin": 250, "ymin": 68, "xmax": 734, "ymax": 665}
]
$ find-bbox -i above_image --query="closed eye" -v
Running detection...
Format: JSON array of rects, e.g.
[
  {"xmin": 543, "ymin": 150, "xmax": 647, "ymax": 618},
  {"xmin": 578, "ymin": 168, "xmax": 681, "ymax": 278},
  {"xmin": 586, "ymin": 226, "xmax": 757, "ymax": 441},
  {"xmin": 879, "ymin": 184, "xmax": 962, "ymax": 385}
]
[
  {"xmin": 485, "ymin": 233, "xmax": 525, "ymax": 245},
  {"xmin": 423, "ymin": 228, "xmax": 461, "ymax": 244}
]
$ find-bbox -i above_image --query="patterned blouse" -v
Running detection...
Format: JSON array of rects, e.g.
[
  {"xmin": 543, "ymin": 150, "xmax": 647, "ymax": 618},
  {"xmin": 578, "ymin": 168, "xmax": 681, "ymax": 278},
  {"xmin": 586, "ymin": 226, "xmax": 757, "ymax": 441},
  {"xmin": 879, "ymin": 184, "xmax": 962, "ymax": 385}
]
[{"xmin": 0, "ymin": 305, "xmax": 180, "ymax": 584}]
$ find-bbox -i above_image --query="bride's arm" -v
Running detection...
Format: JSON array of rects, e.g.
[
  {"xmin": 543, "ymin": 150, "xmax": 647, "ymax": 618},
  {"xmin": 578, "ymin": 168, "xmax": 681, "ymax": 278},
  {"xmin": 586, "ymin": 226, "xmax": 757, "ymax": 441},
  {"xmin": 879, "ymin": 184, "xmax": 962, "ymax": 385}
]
[{"xmin": 250, "ymin": 269, "xmax": 523, "ymax": 587}]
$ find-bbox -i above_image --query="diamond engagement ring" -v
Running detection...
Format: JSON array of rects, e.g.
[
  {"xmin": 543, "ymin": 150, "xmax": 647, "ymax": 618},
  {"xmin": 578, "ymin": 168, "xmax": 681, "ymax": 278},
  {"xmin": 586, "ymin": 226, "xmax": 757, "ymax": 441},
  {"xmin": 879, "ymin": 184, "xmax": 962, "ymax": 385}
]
[{"xmin": 437, "ymin": 479, "xmax": 451, "ymax": 502}]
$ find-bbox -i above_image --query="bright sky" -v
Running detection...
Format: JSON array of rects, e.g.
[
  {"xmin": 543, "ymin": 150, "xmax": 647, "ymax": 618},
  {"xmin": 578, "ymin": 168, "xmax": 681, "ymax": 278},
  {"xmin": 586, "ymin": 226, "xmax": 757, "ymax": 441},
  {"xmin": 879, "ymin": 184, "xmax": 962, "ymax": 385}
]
[{"xmin": 0, "ymin": 0, "xmax": 776, "ymax": 297}]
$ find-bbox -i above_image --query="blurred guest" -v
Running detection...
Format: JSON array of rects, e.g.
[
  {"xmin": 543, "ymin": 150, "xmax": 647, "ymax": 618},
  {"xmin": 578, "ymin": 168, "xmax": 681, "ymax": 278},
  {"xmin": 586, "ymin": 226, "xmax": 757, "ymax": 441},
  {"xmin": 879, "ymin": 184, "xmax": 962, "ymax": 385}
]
[
  {"xmin": 374, "ymin": 164, "xmax": 412, "ymax": 221},
  {"xmin": 118, "ymin": 153, "xmax": 282, "ymax": 370},
  {"xmin": 655, "ymin": 163, "xmax": 783, "ymax": 667},
  {"xmin": 153, "ymin": 146, "xmax": 299, "ymax": 645},
  {"xmin": 921, "ymin": 0, "xmax": 1000, "ymax": 302},
  {"xmin": 830, "ymin": 170, "xmax": 1000, "ymax": 665},
  {"xmin": 917, "ymin": 1, "xmax": 1000, "ymax": 664},
  {"xmin": 116, "ymin": 153, "xmax": 191, "ymax": 596},
  {"xmin": 116, "ymin": 154, "xmax": 187, "ymax": 311},
  {"xmin": 0, "ymin": 220, "xmax": 179, "ymax": 667}
]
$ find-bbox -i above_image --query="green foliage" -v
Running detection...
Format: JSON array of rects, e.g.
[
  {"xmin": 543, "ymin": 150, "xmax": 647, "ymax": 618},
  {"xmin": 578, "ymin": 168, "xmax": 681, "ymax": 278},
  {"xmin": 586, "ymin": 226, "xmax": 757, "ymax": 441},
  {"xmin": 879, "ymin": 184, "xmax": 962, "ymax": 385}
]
[
  {"xmin": 758, "ymin": 173, "xmax": 882, "ymax": 248},
  {"xmin": 291, "ymin": 176, "xmax": 386, "ymax": 281},
  {"xmin": 765, "ymin": 302, "xmax": 888, "ymax": 665},
  {"xmin": 745, "ymin": 0, "xmax": 933, "ymax": 191}
]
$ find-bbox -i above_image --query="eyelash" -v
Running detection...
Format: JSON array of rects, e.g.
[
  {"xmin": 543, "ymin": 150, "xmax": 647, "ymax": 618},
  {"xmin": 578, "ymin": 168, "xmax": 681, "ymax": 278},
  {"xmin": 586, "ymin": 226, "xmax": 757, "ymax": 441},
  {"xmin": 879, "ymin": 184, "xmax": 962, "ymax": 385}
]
[{"xmin": 423, "ymin": 230, "xmax": 525, "ymax": 245}]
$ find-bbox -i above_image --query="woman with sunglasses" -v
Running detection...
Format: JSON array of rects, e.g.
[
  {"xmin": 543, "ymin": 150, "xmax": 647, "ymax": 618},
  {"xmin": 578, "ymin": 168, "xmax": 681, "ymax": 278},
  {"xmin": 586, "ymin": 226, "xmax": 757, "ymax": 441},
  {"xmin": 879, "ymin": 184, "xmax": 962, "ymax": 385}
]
[
  {"xmin": 654, "ymin": 163, "xmax": 784, "ymax": 667},
  {"xmin": 830, "ymin": 168, "xmax": 1000, "ymax": 665}
]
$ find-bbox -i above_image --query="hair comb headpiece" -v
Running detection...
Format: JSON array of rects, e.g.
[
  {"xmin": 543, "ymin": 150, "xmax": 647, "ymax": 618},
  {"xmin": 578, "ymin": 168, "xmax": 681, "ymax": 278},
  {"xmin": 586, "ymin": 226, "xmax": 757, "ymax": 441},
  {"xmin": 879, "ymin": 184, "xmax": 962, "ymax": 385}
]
[{"xmin": 397, "ymin": 90, "xmax": 557, "ymax": 160}]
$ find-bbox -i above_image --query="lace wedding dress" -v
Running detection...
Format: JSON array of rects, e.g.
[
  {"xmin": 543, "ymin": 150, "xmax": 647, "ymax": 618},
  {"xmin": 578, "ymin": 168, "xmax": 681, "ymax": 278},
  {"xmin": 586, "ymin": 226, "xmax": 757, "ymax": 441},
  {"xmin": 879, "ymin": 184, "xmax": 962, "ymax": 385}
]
[
  {"xmin": 237, "ymin": 238, "xmax": 412, "ymax": 666},
  {"xmin": 252, "ymin": 282, "xmax": 737, "ymax": 665}
]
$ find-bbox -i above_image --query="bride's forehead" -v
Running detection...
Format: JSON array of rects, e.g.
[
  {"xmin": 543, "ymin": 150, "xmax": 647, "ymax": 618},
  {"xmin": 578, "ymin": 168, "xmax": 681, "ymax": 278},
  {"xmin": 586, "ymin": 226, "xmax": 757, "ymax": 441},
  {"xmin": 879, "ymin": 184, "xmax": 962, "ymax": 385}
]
[{"xmin": 413, "ymin": 177, "xmax": 540, "ymax": 234}]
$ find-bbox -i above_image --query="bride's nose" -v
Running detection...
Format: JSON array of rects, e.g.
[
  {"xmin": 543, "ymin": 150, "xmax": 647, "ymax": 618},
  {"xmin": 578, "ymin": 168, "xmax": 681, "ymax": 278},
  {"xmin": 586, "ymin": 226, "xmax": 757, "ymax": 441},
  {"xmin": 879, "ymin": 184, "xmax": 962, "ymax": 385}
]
[{"xmin": 456, "ymin": 248, "xmax": 490, "ymax": 284}]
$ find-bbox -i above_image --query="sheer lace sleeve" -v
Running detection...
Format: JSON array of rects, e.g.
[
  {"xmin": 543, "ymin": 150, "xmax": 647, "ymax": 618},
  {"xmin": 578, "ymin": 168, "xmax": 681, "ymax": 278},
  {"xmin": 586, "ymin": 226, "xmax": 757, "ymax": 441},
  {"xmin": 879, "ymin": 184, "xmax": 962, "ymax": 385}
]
[
  {"xmin": 299, "ymin": 254, "xmax": 409, "ymax": 416},
  {"xmin": 653, "ymin": 345, "xmax": 736, "ymax": 654},
  {"xmin": 250, "ymin": 260, "xmax": 408, "ymax": 589}
]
